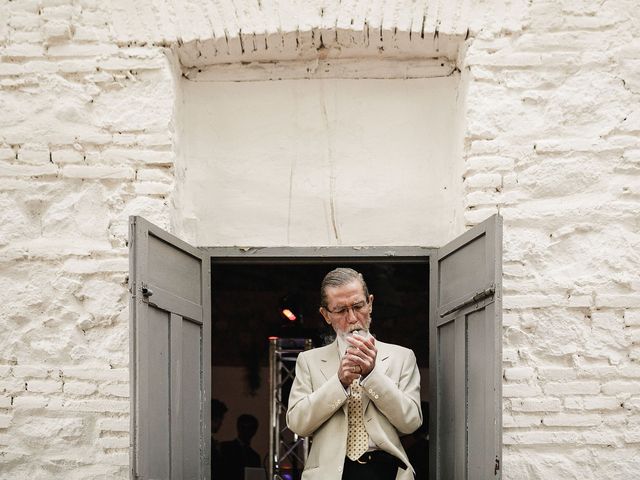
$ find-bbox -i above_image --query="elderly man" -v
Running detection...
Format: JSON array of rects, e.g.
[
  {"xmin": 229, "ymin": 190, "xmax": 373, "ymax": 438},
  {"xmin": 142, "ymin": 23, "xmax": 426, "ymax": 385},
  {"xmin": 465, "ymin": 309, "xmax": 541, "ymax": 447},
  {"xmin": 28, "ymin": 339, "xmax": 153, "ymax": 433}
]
[{"xmin": 286, "ymin": 268, "xmax": 422, "ymax": 480}]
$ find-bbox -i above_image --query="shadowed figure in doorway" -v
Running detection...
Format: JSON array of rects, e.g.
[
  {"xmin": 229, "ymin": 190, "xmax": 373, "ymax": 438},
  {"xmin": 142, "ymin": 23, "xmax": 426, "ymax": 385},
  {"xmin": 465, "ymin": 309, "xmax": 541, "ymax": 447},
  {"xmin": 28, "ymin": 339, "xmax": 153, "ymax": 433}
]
[
  {"xmin": 211, "ymin": 399, "xmax": 228, "ymax": 479},
  {"xmin": 219, "ymin": 413, "xmax": 262, "ymax": 480}
]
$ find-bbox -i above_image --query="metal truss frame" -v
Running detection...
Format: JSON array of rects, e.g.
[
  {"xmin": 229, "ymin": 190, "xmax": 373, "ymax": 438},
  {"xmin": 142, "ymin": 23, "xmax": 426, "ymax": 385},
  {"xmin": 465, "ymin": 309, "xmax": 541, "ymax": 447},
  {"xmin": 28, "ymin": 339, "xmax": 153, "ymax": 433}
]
[{"xmin": 268, "ymin": 337, "xmax": 313, "ymax": 480}]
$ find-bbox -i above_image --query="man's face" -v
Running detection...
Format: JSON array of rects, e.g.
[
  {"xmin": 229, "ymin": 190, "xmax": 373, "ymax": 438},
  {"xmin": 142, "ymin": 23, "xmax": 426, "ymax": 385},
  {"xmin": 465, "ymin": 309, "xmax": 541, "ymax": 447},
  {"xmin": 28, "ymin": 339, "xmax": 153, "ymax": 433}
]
[{"xmin": 320, "ymin": 280, "xmax": 373, "ymax": 336}]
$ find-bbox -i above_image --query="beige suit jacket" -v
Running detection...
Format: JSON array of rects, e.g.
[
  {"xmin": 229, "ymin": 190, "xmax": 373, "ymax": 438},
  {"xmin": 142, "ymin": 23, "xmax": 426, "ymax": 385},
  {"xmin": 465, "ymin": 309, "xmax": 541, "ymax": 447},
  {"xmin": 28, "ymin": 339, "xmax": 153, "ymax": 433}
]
[{"xmin": 286, "ymin": 340, "xmax": 422, "ymax": 480}]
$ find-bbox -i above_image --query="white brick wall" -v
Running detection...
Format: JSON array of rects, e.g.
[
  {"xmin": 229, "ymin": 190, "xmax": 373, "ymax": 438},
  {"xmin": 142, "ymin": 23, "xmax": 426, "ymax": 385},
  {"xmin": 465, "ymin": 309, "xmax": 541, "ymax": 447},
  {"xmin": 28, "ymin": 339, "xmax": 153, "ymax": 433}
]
[
  {"xmin": 464, "ymin": 0, "xmax": 640, "ymax": 476},
  {"xmin": 0, "ymin": 0, "xmax": 639, "ymax": 478}
]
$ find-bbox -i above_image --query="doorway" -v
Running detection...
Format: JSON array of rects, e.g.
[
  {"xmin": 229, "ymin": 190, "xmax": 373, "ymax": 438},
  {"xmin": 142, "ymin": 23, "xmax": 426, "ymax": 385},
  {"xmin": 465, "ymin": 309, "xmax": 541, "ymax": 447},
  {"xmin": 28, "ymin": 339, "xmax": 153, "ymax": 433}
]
[
  {"xmin": 208, "ymin": 251, "xmax": 431, "ymax": 480},
  {"xmin": 129, "ymin": 214, "xmax": 502, "ymax": 480}
]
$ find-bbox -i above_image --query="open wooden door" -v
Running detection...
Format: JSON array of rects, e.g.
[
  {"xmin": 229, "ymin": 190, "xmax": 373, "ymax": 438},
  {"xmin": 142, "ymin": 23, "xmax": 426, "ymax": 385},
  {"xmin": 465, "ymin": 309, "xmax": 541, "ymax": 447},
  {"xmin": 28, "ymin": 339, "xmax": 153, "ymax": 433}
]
[
  {"xmin": 129, "ymin": 216, "xmax": 211, "ymax": 479},
  {"xmin": 429, "ymin": 215, "xmax": 502, "ymax": 480}
]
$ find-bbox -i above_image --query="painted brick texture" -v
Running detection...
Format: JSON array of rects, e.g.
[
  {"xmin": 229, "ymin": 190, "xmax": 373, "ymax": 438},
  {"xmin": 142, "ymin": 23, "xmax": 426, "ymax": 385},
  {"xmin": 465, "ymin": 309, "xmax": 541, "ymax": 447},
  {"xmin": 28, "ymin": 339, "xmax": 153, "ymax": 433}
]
[
  {"xmin": 0, "ymin": 1, "xmax": 639, "ymax": 479},
  {"xmin": 464, "ymin": 1, "xmax": 640, "ymax": 477}
]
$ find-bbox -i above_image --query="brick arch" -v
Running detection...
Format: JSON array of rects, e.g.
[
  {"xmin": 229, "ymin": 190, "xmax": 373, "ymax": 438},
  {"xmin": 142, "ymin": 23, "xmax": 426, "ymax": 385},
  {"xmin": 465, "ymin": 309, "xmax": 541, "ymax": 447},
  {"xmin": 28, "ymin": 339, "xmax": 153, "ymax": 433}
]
[{"xmin": 107, "ymin": 0, "xmax": 469, "ymax": 67}]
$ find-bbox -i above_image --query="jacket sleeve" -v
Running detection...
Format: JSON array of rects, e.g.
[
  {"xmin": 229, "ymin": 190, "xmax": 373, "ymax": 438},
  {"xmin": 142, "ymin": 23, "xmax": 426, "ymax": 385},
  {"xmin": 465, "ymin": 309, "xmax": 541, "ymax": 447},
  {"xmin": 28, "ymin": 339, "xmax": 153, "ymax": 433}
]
[
  {"xmin": 361, "ymin": 349, "xmax": 422, "ymax": 434},
  {"xmin": 286, "ymin": 352, "xmax": 348, "ymax": 437}
]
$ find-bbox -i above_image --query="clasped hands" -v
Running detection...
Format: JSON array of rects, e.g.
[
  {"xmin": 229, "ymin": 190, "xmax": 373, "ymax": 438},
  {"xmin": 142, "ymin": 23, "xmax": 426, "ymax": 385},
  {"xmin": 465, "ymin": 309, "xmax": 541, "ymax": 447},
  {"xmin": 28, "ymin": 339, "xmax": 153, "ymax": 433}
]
[{"xmin": 338, "ymin": 333, "xmax": 377, "ymax": 388}]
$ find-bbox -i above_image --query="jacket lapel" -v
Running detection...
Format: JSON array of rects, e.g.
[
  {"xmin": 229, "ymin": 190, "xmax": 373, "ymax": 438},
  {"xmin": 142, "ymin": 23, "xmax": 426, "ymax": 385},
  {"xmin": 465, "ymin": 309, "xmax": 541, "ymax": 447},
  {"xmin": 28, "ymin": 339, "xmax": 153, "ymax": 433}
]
[
  {"xmin": 319, "ymin": 340, "xmax": 340, "ymax": 382},
  {"xmin": 362, "ymin": 346, "xmax": 391, "ymax": 412}
]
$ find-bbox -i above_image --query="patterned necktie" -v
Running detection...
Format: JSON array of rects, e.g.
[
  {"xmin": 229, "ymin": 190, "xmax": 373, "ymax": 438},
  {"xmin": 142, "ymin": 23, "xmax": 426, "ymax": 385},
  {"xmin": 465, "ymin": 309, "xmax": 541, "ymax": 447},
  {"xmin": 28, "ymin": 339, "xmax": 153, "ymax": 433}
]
[{"xmin": 346, "ymin": 378, "xmax": 369, "ymax": 460}]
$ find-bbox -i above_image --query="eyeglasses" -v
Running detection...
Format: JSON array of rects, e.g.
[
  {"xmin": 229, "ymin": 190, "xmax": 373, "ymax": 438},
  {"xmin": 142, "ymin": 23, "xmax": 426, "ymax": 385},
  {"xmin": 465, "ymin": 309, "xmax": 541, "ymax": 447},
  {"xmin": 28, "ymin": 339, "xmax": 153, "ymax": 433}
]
[{"xmin": 323, "ymin": 301, "xmax": 369, "ymax": 317}]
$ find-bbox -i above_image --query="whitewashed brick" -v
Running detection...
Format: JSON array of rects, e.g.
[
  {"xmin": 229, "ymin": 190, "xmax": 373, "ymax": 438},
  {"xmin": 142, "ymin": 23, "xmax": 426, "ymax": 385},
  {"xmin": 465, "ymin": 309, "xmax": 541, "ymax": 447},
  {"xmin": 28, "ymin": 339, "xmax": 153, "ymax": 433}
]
[
  {"xmin": 465, "ymin": 173, "xmax": 502, "ymax": 189},
  {"xmin": 503, "ymin": 414, "xmax": 541, "ymax": 428},
  {"xmin": 64, "ymin": 381, "xmax": 97, "ymax": 396},
  {"xmin": 505, "ymin": 367, "xmax": 535, "ymax": 381},
  {"xmin": 11, "ymin": 366, "xmax": 51, "ymax": 378},
  {"xmin": 46, "ymin": 43, "xmax": 119, "ymax": 57},
  {"xmin": 51, "ymin": 149, "xmax": 84, "ymax": 164},
  {"xmin": 597, "ymin": 295, "xmax": 640, "ymax": 309},
  {"xmin": 0, "ymin": 378, "xmax": 27, "ymax": 394},
  {"xmin": 133, "ymin": 181, "xmax": 171, "ymax": 196},
  {"xmin": 61, "ymin": 165, "xmax": 135, "ymax": 180},
  {"xmin": 538, "ymin": 367, "xmax": 577, "ymax": 381},
  {"xmin": 135, "ymin": 168, "xmax": 173, "ymax": 182},
  {"xmin": 58, "ymin": 399, "xmax": 129, "ymax": 413},
  {"xmin": 12, "ymin": 396, "xmax": 48, "ymax": 409},
  {"xmin": 97, "ymin": 418, "xmax": 129, "ymax": 432},
  {"xmin": 98, "ymin": 436, "xmax": 129, "ymax": 449},
  {"xmin": 602, "ymin": 381, "xmax": 640, "ymax": 395},
  {"xmin": 99, "ymin": 383, "xmax": 129, "ymax": 398},
  {"xmin": 0, "ymin": 397, "xmax": 11, "ymax": 408},
  {"xmin": 503, "ymin": 384, "xmax": 543, "ymax": 398},
  {"xmin": 564, "ymin": 397, "xmax": 583, "ymax": 410},
  {"xmin": 624, "ymin": 430, "xmax": 640, "ymax": 443},
  {"xmin": 543, "ymin": 414, "xmax": 602, "ymax": 427},
  {"xmin": 544, "ymin": 382, "xmax": 600, "ymax": 395},
  {"xmin": 625, "ymin": 311, "xmax": 640, "ymax": 326},
  {"xmin": 503, "ymin": 348, "xmax": 519, "ymax": 363},
  {"xmin": 101, "ymin": 149, "xmax": 174, "ymax": 166},
  {"xmin": 61, "ymin": 368, "xmax": 128, "ymax": 382},
  {"xmin": 2, "ymin": 43, "xmax": 45, "ymax": 57},
  {"xmin": 584, "ymin": 397, "xmax": 622, "ymax": 411},
  {"xmin": 26, "ymin": 379, "xmax": 61, "ymax": 394},
  {"xmin": 0, "ymin": 148, "xmax": 16, "ymax": 161},
  {"xmin": 466, "ymin": 156, "xmax": 515, "ymax": 172},
  {"xmin": 0, "ymin": 414, "xmax": 12, "ymax": 429},
  {"xmin": 511, "ymin": 397, "xmax": 562, "ymax": 412},
  {"xmin": 624, "ymin": 398, "xmax": 640, "ymax": 412},
  {"xmin": 0, "ymin": 163, "xmax": 58, "ymax": 177}
]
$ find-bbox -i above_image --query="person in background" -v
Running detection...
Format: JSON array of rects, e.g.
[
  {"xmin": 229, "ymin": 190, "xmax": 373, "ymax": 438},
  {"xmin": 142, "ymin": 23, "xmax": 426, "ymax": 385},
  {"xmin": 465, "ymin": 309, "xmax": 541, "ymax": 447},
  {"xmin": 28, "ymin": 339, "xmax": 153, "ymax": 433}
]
[
  {"xmin": 219, "ymin": 413, "xmax": 262, "ymax": 480},
  {"xmin": 211, "ymin": 399, "xmax": 228, "ymax": 478}
]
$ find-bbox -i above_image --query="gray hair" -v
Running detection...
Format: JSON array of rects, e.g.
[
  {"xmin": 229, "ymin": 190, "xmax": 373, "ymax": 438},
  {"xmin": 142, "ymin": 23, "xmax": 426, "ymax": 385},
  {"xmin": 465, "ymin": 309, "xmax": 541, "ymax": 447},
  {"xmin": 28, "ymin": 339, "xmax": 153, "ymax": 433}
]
[{"xmin": 320, "ymin": 267, "xmax": 370, "ymax": 307}]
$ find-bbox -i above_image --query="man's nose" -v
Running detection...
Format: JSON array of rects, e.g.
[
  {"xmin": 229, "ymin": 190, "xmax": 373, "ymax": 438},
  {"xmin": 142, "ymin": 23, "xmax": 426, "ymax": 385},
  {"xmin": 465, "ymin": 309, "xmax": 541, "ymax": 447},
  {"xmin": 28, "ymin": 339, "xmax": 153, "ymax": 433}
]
[{"xmin": 346, "ymin": 308, "xmax": 358, "ymax": 322}]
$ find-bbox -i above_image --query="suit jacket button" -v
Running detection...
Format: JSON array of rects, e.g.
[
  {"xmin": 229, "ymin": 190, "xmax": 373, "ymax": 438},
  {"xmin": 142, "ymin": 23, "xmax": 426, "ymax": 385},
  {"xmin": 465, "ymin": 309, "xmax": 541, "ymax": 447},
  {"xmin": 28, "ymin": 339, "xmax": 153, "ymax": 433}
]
[{"xmin": 375, "ymin": 395, "xmax": 379, "ymax": 399}]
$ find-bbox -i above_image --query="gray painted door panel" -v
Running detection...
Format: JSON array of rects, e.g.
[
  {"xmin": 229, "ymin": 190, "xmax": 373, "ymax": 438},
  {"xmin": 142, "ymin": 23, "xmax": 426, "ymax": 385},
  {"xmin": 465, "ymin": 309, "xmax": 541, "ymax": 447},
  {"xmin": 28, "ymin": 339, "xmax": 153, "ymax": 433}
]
[
  {"xmin": 429, "ymin": 215, "xmax": 502, "ymax": 480},
  {"xmin": 129, "ymin": 216, "xmax": 212, "ymax": 480}
]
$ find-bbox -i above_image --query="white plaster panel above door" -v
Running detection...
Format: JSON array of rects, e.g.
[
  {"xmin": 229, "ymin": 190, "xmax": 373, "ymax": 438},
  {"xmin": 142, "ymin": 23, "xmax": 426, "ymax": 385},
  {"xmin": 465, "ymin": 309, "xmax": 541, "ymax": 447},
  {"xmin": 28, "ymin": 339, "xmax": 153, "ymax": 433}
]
[{"xmin": 178, "ymin": 76, "xmax": 464, "ymax": 247}]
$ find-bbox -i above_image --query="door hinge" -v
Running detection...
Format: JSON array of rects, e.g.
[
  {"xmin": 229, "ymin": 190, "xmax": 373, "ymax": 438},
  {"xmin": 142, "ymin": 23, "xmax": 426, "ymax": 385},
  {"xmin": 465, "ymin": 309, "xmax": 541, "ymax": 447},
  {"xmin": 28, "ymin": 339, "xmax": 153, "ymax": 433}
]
[
  {"xmin": 494, "ymin": 457, "xmax": 500, "ymax": 475},
  {"xmin": 140, "ymin": 282, "xmax": 154, "ymax": 299}
]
